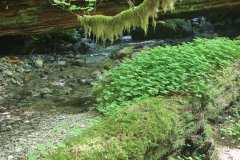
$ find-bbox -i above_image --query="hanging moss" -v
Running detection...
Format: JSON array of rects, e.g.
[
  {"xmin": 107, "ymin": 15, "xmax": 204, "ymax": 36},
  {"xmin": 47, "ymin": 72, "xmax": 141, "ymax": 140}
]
[{"xmin": 78, "ymin": 0, "xmax": 177, "ymax": 44}]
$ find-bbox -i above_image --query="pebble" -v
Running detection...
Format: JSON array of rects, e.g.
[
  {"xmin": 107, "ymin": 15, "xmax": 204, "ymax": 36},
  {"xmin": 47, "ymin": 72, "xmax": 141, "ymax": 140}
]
[
  {"xmin": 57, "ymin": 61, "xmax": 67, "ymax": 66},
  {"xmin": 3, "ymin": 70, "xmax": 13, "ymax": 77},
  {"xmin": 16, "ymin": 147, "xmax": 22, "ymax": 153},
  {"xmin": 7, "ymin": 155, "xmax": 14, "ymax": 160},
  {"xmin": 71, "ymin": 59, "xmax": 85, "ymax": 67},
  {"xmin": 35, "ymin": 59, "xmax": 44, "ymax": 68},
  {"xmin": 6, "ymin": 126, "xmax": 12, "ymax": 131}
]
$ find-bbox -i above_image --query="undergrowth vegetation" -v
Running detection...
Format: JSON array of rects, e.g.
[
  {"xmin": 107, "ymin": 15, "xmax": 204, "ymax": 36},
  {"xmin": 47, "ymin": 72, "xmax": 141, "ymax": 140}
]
[{"xmin": 93, "ymin": 38, "xmax": 240, "ymax": 115}]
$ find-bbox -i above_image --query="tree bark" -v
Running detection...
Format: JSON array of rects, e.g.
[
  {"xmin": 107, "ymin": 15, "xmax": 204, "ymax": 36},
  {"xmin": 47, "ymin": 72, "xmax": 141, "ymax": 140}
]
[{"xmin": 0, "ymin": 0, "xmax": 240, "ymax": 36}]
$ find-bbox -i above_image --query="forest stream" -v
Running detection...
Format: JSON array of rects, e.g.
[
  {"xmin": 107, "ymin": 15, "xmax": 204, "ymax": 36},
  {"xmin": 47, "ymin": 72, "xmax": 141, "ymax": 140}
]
[
  {"xmin": 0, "ymin": 36, "xmax": 196, "ymax": 160},
  {"xmin": 0, "ymin": 16, "xmax": 240, "ymax": 160}
]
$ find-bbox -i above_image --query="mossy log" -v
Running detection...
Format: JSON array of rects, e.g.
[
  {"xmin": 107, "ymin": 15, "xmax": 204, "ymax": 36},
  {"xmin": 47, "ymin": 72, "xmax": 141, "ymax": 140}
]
[
  {"xmin": 47, "ymin": 61, "xmax": 240, "ymax": 160},
  {"xmin": 1, "ymin": 0, "xmax": 240, "ymax": 36}
]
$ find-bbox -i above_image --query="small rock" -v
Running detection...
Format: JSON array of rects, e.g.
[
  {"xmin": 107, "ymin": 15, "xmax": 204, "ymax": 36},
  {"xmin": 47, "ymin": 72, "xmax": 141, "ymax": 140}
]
[
  {"xmin": 24, "ymin": 120, "xmax": 30, "ymax": 124},
  {"xmin": 0, "ymin": 106, "xmax": 6, "ymax": 112},
  {"xmin": 16, "ymin": 67, "xmax": 24, "ymax": 73},
  {"xmin": 22, "ymin": 64, "xmax": 32, "ymax": 73},
  {"xmin": 35, "ymin": 59, "xmax": 44, "ymax": 68},
  {"xmin": 3, "ymin": 70, "xmax": 13, "ymax": 77},
  {"xmin": 6, "ymin": 125, "xmax": 12, "ymax": 131},
  {"xmin": 11, "ymin": 78, "xmax": 17, "ymax": 84},
  {"xmin": 80, "ymin": 79, "xmax": 88, "ymax": 84},
  {"xmin": 58, "ymin": 61, "xmax": 67, "ymax": 66},
  {"xmin": 15, "ymin": 147, "xmax": 23, "ymax": 153},
  {"xmin": 71, "ymin": 59, "xmax": 86, "ymax": 67},
  {"xmin": 80, "ymin": 38, "xmax": 91, "ymax": 43},
  {"xmin": 48, "ymin": 56, "xmax": 55, "ymax": 62},
  {"xmin": 119, "ymin": 47, "xmax": 134, "ymax": 55},
  {"xmin": 8, "ymin": 155, "xmax": 14, "ymax": 160},
  {"xmin": 111, "ymin": 47, "xmax": 134, "ymax": 59},
  {"xmin": 67, "ymin": 53, "xmax": 74, "ymax": 58},
  {"xmin": 120, "ymin": 36, "xmax": 132, "ymax": 42},
  {"xmin": 105, "ymin": 45, "xmax": 121, "ymax": 52}
]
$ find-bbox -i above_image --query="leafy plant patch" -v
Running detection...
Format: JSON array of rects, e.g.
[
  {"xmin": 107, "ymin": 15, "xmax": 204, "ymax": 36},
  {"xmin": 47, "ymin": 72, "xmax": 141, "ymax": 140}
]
[{"xmin": 93, "ymin": 38, "xmax": 240, "ymax": 115}]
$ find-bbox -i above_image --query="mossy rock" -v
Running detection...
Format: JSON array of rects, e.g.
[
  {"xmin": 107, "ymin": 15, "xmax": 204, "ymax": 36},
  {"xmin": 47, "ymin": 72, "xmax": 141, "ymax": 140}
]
[
  {"xmin": 110, "ymin": 47, "xmax": 135, "ymax": 59},
  {"xmin": 119, "ymin": 47, "xmax": 134, "ymax": 55}
]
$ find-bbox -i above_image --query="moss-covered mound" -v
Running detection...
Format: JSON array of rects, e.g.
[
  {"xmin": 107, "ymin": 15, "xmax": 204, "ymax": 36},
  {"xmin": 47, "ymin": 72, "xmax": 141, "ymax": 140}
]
[
  {"xmin": 47, "ymin": 98, "xmax": 185, "ymax": 160},
  {"xmin": 93, "ymin": 38, "xmax": 240, "ymax": 115}
]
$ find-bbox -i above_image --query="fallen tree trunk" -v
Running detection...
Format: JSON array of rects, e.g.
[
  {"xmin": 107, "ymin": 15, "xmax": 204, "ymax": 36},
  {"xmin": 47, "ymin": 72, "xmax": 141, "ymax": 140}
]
[{"xmin": 0, "ymin": 0, "xmax": 240, "ymax": 36}]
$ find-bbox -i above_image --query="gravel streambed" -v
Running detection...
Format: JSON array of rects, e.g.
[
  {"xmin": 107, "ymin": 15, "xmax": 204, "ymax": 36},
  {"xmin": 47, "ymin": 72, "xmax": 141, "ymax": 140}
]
[
  {"xmin": 0, "ymin": 52, "xmax": 110, "ymax": 160},
  {"xmin": 0, "ymin": 111, "xmax": 99, "ymax": 160}
]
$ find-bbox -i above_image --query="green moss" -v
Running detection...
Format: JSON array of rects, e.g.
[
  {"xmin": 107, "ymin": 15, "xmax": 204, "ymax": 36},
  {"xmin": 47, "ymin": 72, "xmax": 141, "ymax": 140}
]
[
  {"xmin": 47, "ymin": 98, "xmax": 185, "ymax": 160},
  {"xmin": 0, "ymin": 7, "xmax": 39, "ymax": 26},
  {"xmin": 203, "ymin": 123, "xmax": 215, "ymax": 139},
  {"xmin": 78, "ymin": 0, "xmax": 177, "ymax": 44}
]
